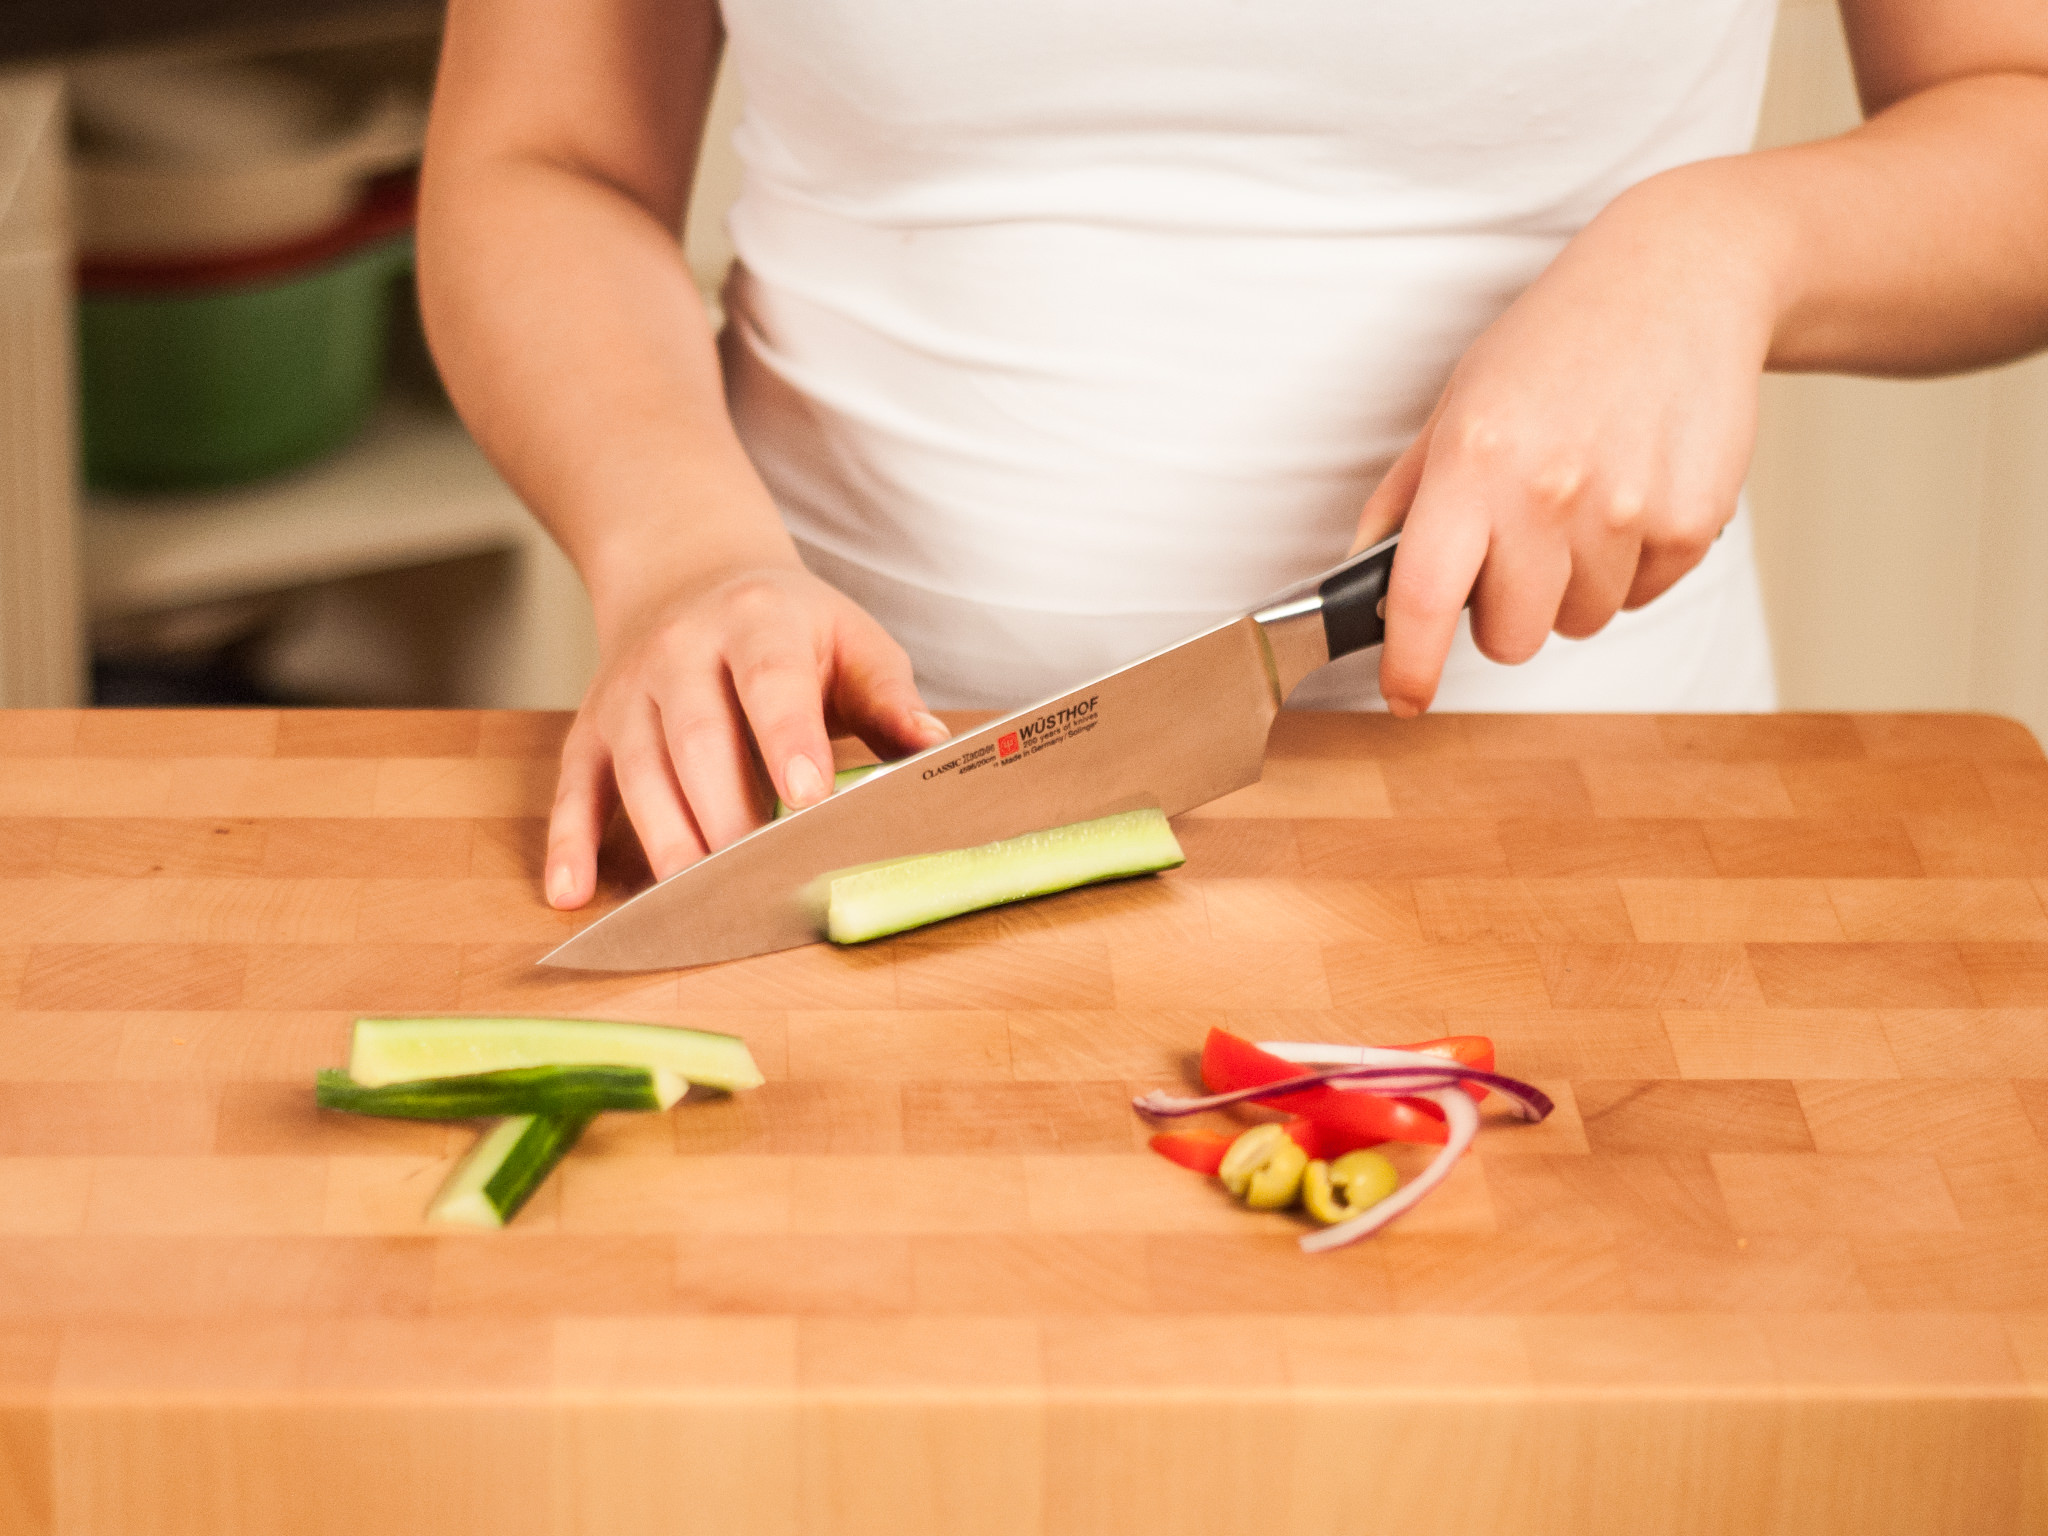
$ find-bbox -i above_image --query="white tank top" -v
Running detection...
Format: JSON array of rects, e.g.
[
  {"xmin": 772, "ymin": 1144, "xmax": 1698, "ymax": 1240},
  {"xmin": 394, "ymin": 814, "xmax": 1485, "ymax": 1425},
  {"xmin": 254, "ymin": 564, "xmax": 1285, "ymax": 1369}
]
[{"xmin": 717, "ymin": 0, "xmax": 1782, "ymax": 710}]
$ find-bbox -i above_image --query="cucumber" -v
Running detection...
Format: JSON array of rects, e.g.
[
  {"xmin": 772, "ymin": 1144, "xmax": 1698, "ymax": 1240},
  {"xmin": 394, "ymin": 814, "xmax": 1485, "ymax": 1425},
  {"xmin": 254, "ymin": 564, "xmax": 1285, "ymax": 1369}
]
[
  {"xmin": 773, "ymin": 763, "xmax": 882, "ymax": 819},
  {"xmin": 316, "ymin": 1063, "xmax": 679, "ymax": 1118},
  {"xmin": 348, "ymin": 1016, "xmax": 763, "ymax": 1093},
  {"xmin": 827, "ymin": 807, "xmax": 1184, "ymax": 944},
  {"xmin": 428, "ymin": 1113, "xmax": 591, "ymax": 1229}
]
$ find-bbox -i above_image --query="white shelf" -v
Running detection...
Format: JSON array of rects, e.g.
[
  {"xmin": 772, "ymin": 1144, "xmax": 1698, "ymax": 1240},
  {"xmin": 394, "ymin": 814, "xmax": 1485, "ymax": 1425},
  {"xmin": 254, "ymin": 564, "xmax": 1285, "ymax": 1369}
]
[{"xmin": 82, "ymin": 395, "xmax": 532, "ymax": 618}]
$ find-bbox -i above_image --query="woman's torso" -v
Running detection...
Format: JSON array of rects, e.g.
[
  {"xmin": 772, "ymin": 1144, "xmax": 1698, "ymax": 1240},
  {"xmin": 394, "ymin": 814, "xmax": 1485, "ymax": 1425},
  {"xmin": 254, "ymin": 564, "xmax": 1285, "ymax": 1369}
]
[{"xmin": 716, "ymin": 0, "xmax": 1782, "ymax": 708}]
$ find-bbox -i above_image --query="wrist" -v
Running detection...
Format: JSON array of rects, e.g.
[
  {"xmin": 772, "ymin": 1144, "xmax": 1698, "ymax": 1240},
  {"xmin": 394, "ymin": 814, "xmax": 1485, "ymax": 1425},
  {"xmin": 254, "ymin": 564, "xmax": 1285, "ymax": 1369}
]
[
  {"xmin": 1593, "ymin": 158, "xmax": 1800, "ymax": 367},
  {"xmin": 583, "ymin": 525, "xmax": 802, "ymax": 647}
]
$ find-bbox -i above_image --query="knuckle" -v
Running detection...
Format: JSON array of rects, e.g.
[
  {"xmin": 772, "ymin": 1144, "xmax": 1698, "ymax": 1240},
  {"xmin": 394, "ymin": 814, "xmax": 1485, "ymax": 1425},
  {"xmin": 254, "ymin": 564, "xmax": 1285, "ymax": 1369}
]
[
  {"xmin": 1471, "ymin": 616, "xmax": 1543, "ymax": 666},
  {"xmin": 1601, "ymin": 486, "xmax": 1649, "ymax": 532},
  {"xmin": 1653, "ymin": 531, "xmax": 1714, "ymax": 570},
  {"xmin": 1386, "ymin": 578, "xmax": 1463, "ymax": 628},
  {"xmin": 645, "ymin": 837, "xmax": 699, "ymax": 875},
  {"xmin": 729, "ymin": 646, "xmax": 813, "ymax": 695},
  {"xmin": 1452, "ymin": 414, "xmax": 1514, "ymax": 465},
  {"xmin": 558, "ymin": 722, "xmax": 603, "ymax": 769},
  {"xmin": 1555, "ymin": 607, "xmax": 1614, "ymax": 641},
  {"xmin": 550, "ymin": 776, "xmax": 591, "ymax": 816},
  {"xmin": 662, "ymin": 711, "xmax": 728, "ymax": 757},
  {"xmin": 717, "ymin": 576, "xmax": 792, "ymax": 627},
  {"xmin": 1485, "ymin": 637, "xmax": 1541, "ymax": 667},
  {"xmin": 645, "ymin": 625, "xmax": 696, "ymax": 665},
  {"xmin": 609, "ymin": 739, "xmax": 668, "ymax": 784},
  {"xmin": 1380, "ymin": 661, "xmax": 1429, "ymax": 701},
  {"xmin": 1526, "ymin": 461, "xmax": 1587, "ymax": 513},
  {"xmin": 749, "ymin": 708, "xmax": 818, "ymax": 752}
]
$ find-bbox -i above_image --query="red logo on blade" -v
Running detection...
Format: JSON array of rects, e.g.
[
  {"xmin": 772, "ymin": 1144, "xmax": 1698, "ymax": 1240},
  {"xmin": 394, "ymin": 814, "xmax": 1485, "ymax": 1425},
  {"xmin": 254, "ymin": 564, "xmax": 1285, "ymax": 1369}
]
[{"xmin": 998, "ymin": 732, "xmax": 1020, "ymax": 758}]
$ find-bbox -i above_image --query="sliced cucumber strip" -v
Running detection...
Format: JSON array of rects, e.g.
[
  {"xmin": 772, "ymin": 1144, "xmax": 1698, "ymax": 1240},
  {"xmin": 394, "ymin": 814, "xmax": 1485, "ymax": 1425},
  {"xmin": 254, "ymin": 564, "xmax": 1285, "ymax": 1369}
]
[
  {"xmin": 348, "ymin": 1016, "xmax": 763, "ymax": 1093},
  {"xmin": 827, "ymin": 807, "xmax": 1184, "ymax": 944},
  {"xmin": 316, "ymin": 1063, "xmax": 678, "ymax": 1118},
  {"xmin": 428, "ymin": 1113, "xmax": 591, "ymax": 1229},
  {"xmin": 773, "ymin": 762, "xmax": 882, "ymax": 819}
]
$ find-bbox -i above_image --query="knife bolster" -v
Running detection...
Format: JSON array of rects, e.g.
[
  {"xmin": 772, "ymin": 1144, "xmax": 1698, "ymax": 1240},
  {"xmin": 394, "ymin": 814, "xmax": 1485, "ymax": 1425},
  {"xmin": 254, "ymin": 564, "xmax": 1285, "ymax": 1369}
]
[
  {"xmin": 1252, "ymin": 599, "xmax": 1331, "ymax": 703},
  {"xmin": 1252, "ymin": 533, "xmax": 1399, "ymax": 700}
]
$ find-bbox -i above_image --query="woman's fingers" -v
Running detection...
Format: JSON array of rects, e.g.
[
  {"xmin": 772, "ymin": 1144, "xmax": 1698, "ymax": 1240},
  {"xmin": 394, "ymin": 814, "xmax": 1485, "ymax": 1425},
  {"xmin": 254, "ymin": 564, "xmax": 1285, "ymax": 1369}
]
[
  {"xmin": 1467, "ymin": 528, "xmax": 1575, "ymax": 665},
  {"xmin": 546, "ymin": 567, "xmax": 954, "ymax": 906},
  {"xmin": 545, "ymin": 726, "xmax": 617, "ymax": 909},
  {"xmin": 1371, "ymin": 395, "xmax": 1682, "ymax": 704},
  {"xmin": 1623, "ymin": 531, "xmax": 1716, "ymax": 610},
  {"xmin": 725, "ymin": 610, "xmax": 837, "ymax": 815},
  {"xmin": 1553, "ymin": 496, "xmax": 1648, "ymax": 638},
  {"xmin": 612, "ymin": 702, "xmax": 707, "ymax": 880},
  {"xmin": 659, "ymin": 678, "xmax": 770, "ymax": 853},
  {"xmin": 827, "ymin": 608, "xmax": 951, "ymax": 760},
  {"xmin": 1377, "ymin": 459, "xmax": 1493, "ymax": 717},
  {"xmin": 1552, "ymin": 534, "xmax": 1643, "ymax": 639}
]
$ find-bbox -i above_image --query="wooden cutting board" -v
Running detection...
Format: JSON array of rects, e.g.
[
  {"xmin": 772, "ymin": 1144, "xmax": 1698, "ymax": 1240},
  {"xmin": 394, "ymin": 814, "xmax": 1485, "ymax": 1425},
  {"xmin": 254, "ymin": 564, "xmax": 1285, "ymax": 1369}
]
[{"xmin": 0, "ymin": 707, "xmax": 2043, "ymax": 1535}]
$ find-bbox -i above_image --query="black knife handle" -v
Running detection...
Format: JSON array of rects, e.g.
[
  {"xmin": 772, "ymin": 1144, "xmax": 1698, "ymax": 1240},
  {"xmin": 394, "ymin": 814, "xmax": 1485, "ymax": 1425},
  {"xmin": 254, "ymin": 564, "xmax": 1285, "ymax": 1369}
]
[{"xmin": 1317, "ymin": 536, "xmax": 1399, "ymax": 661}]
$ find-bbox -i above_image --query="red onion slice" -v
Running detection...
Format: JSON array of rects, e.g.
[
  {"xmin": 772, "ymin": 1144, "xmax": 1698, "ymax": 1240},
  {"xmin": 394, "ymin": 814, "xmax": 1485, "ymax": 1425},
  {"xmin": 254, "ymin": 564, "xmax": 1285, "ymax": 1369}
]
[
  {"xmin": 1131, "ymin": 1063, "xmax": 1551, "ymax": 1123},
  {"xmin": 1256, "ymin": 1041, "xmax": 1467, "ymax": 1070},
  {"xmin": 1298, "ymin": 1086, "xmax": 1480, "ymax": 1253}
]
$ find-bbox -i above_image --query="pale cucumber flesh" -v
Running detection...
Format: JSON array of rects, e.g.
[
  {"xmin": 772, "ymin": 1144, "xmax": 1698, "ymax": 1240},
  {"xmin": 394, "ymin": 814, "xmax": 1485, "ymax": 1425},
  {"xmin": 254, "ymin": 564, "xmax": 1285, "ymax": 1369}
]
[
  {"xmin": 428, "ymin": 1113, "xmax": 592, "ymax": 1228},
  {"xmin": 349, "ymin": 1017, "xmax": 762, "ymax": 1093},
  {"xmin": 827, "ymin": 808, "xmax": 1184, "ymax": 944}
]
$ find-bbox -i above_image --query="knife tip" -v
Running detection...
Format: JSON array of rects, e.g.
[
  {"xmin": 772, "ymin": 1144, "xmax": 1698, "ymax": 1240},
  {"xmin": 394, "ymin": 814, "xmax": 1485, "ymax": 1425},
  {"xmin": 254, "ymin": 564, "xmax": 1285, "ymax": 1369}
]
[{"xmin": 534, "ymin": 937, "xmax": 589, "ymax": 970}]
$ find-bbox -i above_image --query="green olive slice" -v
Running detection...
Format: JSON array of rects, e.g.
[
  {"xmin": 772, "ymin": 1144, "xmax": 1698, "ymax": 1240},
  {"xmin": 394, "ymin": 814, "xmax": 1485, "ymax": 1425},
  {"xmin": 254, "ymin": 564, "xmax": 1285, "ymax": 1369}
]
[
  {"xmin": 1302, "ymin": 1149, "xmax": 1400, "ymax": 1225},
  {"xmin": 1219, "ymin": 1123, "xmax": 1308, "ymax": 1209}
]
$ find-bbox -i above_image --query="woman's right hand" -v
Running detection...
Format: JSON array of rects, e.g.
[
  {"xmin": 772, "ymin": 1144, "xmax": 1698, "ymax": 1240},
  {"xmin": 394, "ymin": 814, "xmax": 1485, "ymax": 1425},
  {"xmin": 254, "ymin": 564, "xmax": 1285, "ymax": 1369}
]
[{"xmin": 545, "ymin": 564, "xmax": 951, "ymax": 910}]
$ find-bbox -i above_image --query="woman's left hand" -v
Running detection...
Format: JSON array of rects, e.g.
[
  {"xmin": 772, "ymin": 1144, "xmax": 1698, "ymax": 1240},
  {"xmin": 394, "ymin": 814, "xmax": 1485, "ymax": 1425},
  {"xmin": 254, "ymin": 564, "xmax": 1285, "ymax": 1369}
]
[{"xmin": 1354, "ymin": 169, "xmax": 1784, "ymax": 716}]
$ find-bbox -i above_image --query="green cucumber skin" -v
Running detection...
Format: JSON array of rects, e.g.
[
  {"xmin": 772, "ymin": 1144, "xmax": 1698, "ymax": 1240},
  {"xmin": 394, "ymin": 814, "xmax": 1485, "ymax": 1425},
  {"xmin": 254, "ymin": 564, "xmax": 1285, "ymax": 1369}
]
[
  {"xmin": 428, "ymin": 1113, "xmax": 591, "ymax": 1228},
  {"xmin": 481, "ymin": 1112, "xmax": 592, "ymax": 1224},
  {"xmin": 316, "ymin": 1065, "xmax": 661, "ymax": 1120},
  {"xmin": 828, "ymin": 808, "xmax": 1185, "ymax": 944},
  {"xmin": 349, "ymin": 1016, "xmax": 763, "ymax": 1093}
]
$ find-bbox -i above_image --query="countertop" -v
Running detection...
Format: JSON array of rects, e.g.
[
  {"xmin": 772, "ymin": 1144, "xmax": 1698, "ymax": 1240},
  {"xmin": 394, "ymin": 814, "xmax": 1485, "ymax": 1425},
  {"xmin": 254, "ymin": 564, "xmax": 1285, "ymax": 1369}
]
[{"xmin": 1, "ymin": 707, "xmax": 2044, "ymax": 1534}]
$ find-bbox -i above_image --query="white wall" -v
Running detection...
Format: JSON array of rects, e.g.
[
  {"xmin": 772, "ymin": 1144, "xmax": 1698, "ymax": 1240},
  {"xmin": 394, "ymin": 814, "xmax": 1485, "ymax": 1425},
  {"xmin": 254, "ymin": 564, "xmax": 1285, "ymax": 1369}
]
[{"xmin": 1749, "ymin": 0, "xmax": 2048, "ymax": 738}]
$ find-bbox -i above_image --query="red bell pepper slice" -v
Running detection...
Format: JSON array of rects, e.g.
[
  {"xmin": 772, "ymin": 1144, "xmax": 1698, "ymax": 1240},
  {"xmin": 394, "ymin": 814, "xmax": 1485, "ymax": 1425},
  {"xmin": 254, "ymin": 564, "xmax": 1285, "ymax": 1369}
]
[
  {"xmin": 1147, "ymin": 1130, "xmax": 1231, "ymax": 1175},
  {"xmin": 1200, "ymin": 1029, "xmax": 1449, "ymax": 1149}
]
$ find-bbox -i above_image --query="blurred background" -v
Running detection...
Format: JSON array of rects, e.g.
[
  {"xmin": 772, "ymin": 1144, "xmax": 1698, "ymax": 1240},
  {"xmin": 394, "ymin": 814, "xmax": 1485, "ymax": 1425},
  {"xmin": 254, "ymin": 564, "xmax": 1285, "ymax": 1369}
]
[{"xmin": 1, "ymin": 0, "xmax": 2044, "ymax": 736}]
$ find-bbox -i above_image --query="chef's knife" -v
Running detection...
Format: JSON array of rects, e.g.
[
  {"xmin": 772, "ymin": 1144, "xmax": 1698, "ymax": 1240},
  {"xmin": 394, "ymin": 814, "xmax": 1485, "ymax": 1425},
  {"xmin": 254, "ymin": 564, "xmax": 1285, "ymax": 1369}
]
[{"xmin": 540, "ymin": 532, "xmax": 1403, "ymax": 971}]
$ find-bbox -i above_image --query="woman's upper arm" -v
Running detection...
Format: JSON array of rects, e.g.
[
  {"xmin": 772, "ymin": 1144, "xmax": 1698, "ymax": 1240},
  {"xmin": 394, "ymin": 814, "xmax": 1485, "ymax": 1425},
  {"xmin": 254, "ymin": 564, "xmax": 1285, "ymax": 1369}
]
[
  {"xmin": 428, "ymin": 0, "xmax": 723, "ymax": 226},
  {"xmin": 1838, "ymin": 0, "xmax": 2048, "ymax": 115}
]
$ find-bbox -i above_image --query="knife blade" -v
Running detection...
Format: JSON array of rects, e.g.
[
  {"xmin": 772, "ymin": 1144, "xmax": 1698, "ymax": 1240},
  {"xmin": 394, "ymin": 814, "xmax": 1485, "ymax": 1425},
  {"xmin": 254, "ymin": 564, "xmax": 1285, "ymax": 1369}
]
[{"xmin": 539, "ymin": 533, "xmax": 1401, "ymax": 971}]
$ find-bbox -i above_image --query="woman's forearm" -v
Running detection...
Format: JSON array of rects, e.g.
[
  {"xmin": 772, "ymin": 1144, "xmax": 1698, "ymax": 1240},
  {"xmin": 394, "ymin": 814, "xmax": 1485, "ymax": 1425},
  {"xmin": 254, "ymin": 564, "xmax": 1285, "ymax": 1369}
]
[
  {"xmin": 416, "ymin": 156, "xmax": 796, "ymax": 636},
  {"xmin": 1621, "ymin": 71, "xmax": 2048, "ymax": 379}
]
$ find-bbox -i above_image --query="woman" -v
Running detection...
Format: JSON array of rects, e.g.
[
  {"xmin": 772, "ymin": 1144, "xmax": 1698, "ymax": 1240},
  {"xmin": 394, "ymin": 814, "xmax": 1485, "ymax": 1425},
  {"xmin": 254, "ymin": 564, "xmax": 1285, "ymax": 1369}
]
[{"xmin": 417, "ymin": 0, "xmax": 2048, "ymax": 910}]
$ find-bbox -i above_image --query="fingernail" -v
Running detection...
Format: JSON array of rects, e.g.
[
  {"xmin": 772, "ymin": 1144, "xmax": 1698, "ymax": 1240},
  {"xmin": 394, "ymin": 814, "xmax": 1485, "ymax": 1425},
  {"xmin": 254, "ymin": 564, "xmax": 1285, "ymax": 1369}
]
[
  {"xmin": 785, "ymin": 755, "xmax": 826, "ymax": 807},
  {"xmin": 546, "ymin": 865, "xmax": 574, "ymax": 908},
  {"xmin": 913, "ymin": 711, "xmax": 949, "ymax": 742}
]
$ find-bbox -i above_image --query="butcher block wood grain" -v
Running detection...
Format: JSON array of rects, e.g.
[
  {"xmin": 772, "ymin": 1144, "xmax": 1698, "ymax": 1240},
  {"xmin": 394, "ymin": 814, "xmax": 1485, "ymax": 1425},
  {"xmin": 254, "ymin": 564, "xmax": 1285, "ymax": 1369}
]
[{"xmin": 0, "ymin": 707, "xmax": 2045, "ymax": 1535}]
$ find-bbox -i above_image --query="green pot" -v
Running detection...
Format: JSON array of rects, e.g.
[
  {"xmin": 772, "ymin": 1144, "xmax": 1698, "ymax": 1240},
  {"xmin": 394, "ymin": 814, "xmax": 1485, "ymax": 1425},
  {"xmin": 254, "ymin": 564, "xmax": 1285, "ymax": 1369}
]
[{"xmin": 78, "ymin": 232, "xmax": 414, "ymax": 492}]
